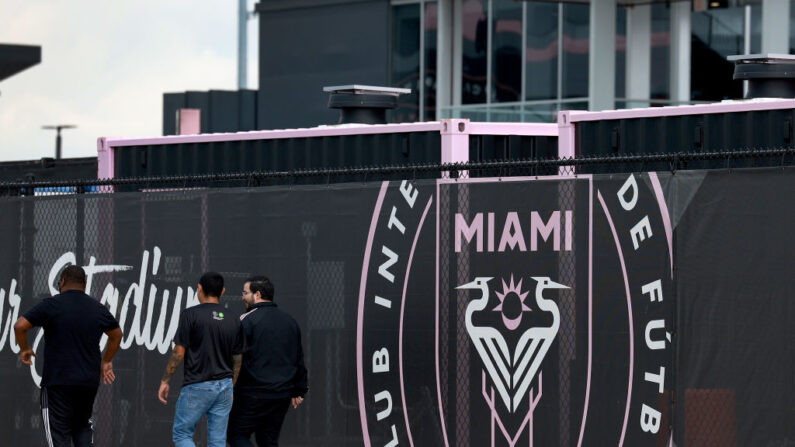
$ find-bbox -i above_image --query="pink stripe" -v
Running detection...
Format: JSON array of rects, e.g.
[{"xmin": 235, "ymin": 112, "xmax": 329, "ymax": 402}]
[
  {"xmin": 239, "ymin": 308, "xmax": 256, "ymax": 321},
  {"xmin": 399, "ymin": 196, "xmax": 434, "ymax": 447},
  {"xmin": 437, "ymin": 173, "xmax": 588, "ymax": 185},
  {"xmin": 648, "ymin": 172, "xmax": 674, "ymax": 278},
  {"xmin": 481, "ymin": 370, "xmax": 541, "ymax": 447},
  {"xmin": 467, "ymin": 122, "xmax": 558, "ymax": 136},
  {"xmin": 356, "ymin": 181, "xmax": 389, "ymax": 446},
  {"xmin": 577, "ymin": 177, "xmax": 594, "ymax": 446},
  {"xmin": 105, "ymin": 122, "xmax": 445, "ymax": 147},
  {"xmin": 435, "ymin": 181, "xmax": 451, "ymax": 447},
  {"xmin": 491, "ymin": 387, "xmax": 495, "ymax": 447},
  {"xmin": 566, "ymin": 98, "xmax": 795, "ymax": 122},
  {"xmin": 597, "ymin": 191, "xmax": 634, "ymax": 447},
  {"xmin": 529, "ymin": 373, "xmax": 543, "ymax": 447}
]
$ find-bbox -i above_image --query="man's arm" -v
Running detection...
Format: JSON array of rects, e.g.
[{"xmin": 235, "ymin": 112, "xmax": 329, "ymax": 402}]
[
  {"xmin": 291, "ymin": 329, "xmax": 308, "ymax": 409},
  {"xmin": 157, "ymin": 345, "xmax": 185, "ymax": 405},
  {"xmin": 101, "ymin": 328, "xmax": 122, "ymax": 385},
  {"xmin": 232, "ymin": 354, "xmax": 242, "ymax": 385},
  {"xmin": 13, "ymin": 317, "xmax": 35, "ymax": 365}
]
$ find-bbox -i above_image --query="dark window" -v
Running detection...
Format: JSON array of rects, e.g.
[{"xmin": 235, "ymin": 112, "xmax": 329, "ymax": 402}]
[
  {"xmin": 691, "ymin": 8, "xmax": 744, "ymax": 100},
  {"xmin": 616, "ymin": 6, "xmax": 627, "ymax": 104},
  {"xmin": 749, "ymin": 5, "xmax": 760, "ymax": 54},
  {"xmin": 462, "ymin": 0, "xmax": 487, "ymax": 104},
  {"xmin": 562, "ymin": 4, "xmax": 589, "ymax": 98},
  {"xmin": 492, "ymin": 0, "xmax": 522, "ymax": 103},
  {"xmin": 651, "ymin": 4, "xmax": 670, "ymax": 101},
  {"xmin": 425, "ymin": 2, "xmax": 438, "ymax": 120},
  {"xmin": 525, "ymin": 3, "xmax": 559, "ymax": 101},
  {"xmin": 391, "ymin": 4, "xmax": 421, "ymax": 122}
]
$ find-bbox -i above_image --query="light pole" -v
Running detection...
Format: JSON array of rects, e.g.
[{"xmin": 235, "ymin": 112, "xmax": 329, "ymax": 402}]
[
  {"xmin": 41, "ymin": 124, "xmax": 76, "ymax": 159},
  {"xmin": 238, "ymin": 0, "xmax": 247, "ymax": 89},
  {"xmin": 238, "ymin": 0, "xmax": 258, "ymax": 90}
]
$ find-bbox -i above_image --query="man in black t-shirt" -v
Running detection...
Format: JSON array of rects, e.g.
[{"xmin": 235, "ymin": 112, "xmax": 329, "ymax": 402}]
[
  {"xmin": 158, "ymin": 272, "xmax": 243, "ymax": 447},
  {"xmin": 227, "ymin": 276, "xmax": 307, "ymax": 447},
  {"xmin": 14, "ymin": 265, "xmax": 123, "ymax": 447}
]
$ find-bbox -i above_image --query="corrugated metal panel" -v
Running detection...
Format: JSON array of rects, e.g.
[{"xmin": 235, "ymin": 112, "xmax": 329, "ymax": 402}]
[
  {"xmin": 469, "ymin": 134, "xmax": 559, "ymax": 176},
  {"xmin": 576, "ymin": 108, "xmax": 795, "ymax": 171},
  {"xmin": 469, "ymin": 134, "xmax": 558, "ymax": 160},
  {"xmin": 0, "ymin": 157, "xmax": 97, "ymax": 182},
  {"xmin": 114, "ymin": 131, "xmax": 442, "ymax": 183}
]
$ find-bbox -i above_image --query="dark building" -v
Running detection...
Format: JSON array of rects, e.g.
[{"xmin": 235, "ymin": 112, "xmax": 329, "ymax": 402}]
[
  {"xmin": 248, "ymin": 0, "xmax": 794, "ymax": 129},
  {"xmin": 0, "ymin": 43, "xmax": 41, "ymax": 83},
  {"xmin": 157, "ymin": 1, "xmax": 795, "ymax": 133},
  {"xmin": 0, "ymin": 157, "xmax": 97, "ymax": 183},
  {"xmin": 256, "ymin": 1, "xmax": 390, "ymax": 129},
  {"xmin": 162, "ymin": 89, "xmax": 258, "ymax": 135}
]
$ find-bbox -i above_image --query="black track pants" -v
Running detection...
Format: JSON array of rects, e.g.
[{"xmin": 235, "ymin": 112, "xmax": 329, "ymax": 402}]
[{"xmin": 40, "ymin": 385, "xmax": 97, "ymax": 447}]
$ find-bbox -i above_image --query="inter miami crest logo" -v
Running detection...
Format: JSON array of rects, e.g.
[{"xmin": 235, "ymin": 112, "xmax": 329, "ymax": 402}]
[
  {"xmin": 458, "ymin": 275, "xmax": 568, "ymax": 443},
  {"xmin": 357, "ymin": 175, "xmax": 673, "ymax": 446}
]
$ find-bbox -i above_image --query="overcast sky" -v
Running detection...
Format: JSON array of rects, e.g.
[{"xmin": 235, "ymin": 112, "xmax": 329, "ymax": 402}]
[{"xmin": 0, "ymin": 0, "xmax": 258, "ymax": 161}]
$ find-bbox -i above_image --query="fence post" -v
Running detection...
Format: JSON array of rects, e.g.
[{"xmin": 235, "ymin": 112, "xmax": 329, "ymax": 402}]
[{"xmin": 440, "ymin": 119, "xmax": 470, "ymax": 178}]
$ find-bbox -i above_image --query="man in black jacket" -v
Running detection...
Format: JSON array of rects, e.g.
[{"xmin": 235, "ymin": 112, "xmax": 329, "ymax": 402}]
[{"xmin": 227, "ymin": 276, "xmax": 308, "ymax": 447}]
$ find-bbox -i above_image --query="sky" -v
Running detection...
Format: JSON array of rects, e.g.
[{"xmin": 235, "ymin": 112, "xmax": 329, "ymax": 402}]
[{"xmin": 0, "ymin": 0, "xmax": 258, "ymax": 161}]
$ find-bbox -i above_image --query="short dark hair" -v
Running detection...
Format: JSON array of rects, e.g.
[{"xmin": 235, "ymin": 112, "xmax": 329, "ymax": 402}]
[
  {"xmin": 199, "ymin": 272, "xmax": 224, "ymax": 298},
  {"xmin": 60, "ymin": 265, "xmax": 87, "ymax": 287},
  {"xmin": 246, "ymin": 276, "xmax": 274, "ymax": 301}
]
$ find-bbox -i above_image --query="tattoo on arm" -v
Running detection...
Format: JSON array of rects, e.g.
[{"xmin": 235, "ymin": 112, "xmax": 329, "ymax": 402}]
[
  {"xmin": 161, "ymin": 349, "xmax": 184, "ymax": 383},
  {"xmin": 233, "ymin": 354, "xmax": 242, "ymax": 384}
]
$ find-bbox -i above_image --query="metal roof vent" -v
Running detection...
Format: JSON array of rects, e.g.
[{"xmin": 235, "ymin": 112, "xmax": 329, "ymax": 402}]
[
  {"xmin": 323, "ymin": 85, "xmax": 411, "ymax": 125},
  {"xmin": 730, "ymin": 54, "xmax": 795, "ymax": 99}
]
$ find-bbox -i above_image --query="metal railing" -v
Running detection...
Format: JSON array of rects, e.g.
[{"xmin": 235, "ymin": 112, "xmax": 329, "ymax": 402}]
[
  {"xmin": 438, "ymin": 97, "xmax": 714, "ymax": 123},
  {"xmin": 1, "ymin": 147, "xmax": 794, "ymax": 196}
]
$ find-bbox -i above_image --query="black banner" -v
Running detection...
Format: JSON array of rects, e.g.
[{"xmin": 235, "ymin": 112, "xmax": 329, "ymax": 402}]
[{"xmin": 0, "ymin": 168, "xmax": 792, "ymax": 446}]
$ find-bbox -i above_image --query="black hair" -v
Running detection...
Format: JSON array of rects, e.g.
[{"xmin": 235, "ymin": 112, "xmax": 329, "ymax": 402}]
[
  {"xmin": 246, "ymin": 275, "xmax": 274, "ymax": 301},
  {"xmin": 60, "ymin": 265, "xmax": 87, "ymax": 287},
  {"xmin": 199, "ymin": 272, "xmax": 224, "ymax": 298}
]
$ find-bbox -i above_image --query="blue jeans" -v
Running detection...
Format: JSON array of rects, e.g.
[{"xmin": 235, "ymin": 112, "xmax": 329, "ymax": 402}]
[{"xmin": 173, "ymin": 378, "xmax": 233, "ymax": 447}]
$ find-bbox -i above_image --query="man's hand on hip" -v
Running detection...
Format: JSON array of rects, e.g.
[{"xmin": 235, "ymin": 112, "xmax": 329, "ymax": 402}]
[
  {"xmin": 101, "ymin": 361, "xmax": 115, "ymax": 385},
  {"xmin": 19, "ymin": 348, "xmax": 36, "ymax": 366}
]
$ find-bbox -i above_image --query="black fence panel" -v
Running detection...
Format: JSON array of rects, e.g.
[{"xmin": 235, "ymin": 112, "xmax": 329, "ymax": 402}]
[
  {"xmin": 0, "ymin": 155, "xmax": 792, "ymax": 446},
  {"xmin": 576, "ymin": 108, "xmax": 795, "ymax": 171},
  {"xmin": 672, "ymin": 169, "xmax": 795, "ymax": 446}
]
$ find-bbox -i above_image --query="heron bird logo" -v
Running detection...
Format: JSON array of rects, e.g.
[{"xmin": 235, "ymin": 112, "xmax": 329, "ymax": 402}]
[{"xmin": 457, "ymin": 276, "xmax": 568, "ymax": 413}]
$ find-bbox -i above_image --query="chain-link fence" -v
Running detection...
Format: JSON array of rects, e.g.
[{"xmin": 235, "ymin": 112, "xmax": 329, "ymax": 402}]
[
  {"xmin": 0, "ymin": 149, "xmax": 792, "ymax": 446},
  {"xmin": 2, "ymin": 147, "xmax": 795, "ymax": 195}
]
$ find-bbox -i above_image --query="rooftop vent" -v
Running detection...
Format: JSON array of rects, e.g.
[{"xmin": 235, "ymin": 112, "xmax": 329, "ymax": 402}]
[
  {"xmin": 730, "ymin": 54, "xmax": 795, "ymax": 99},
  {"xmin": 324, "ymin": 85, "xmax": 411, "ymax": 125}
]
